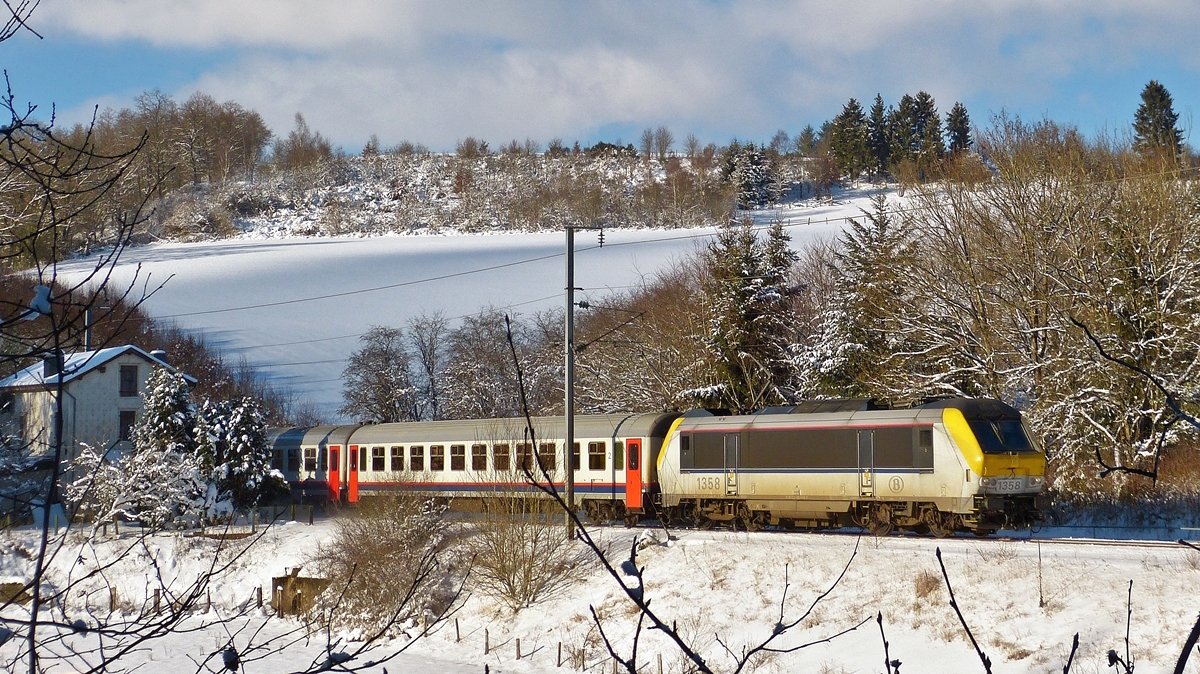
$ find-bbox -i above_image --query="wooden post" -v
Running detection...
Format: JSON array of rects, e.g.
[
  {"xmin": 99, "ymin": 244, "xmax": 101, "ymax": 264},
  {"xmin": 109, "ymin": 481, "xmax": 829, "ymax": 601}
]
[
  {"xmin": 308, "ymin": 506, "xmax": 314, "ymax": 525},
  {"xmin": 484, "ymin": 629, "xmax": 489, "ymax": 655},
  {"xmin": 153, "ymin": 588, "xmax": 161, "ymax": 614},
  {"xmin": 557, "ymin": 642, "xmax": 562, "ymax": 667},
  {"xmin": 276, "ymin": 586, "xmax": 283, "ymax": 618},
  {"xmin": 251, "ymin": 510, "xmax": 256, "ymax": 533},
  {"xmin": 516, "ymin": 638, "xmax": 521, "ymax": 660},
  {"xmin": 256, "ymin": 586, "xmax": 263, "ymax": 608},
  {"xmin": 108, "ymin": 587, "xmax": 117, "ymax": 612},
  {"xmin": 206, "ymin": 589, "xmax": 212, "ymax": 612},
  {"xmin": 455, "ymin": 618, "xmax": 460, "ymax": 642},
  {"xmin": 658, "ymin": 652, "xmax": 663, "ymax": 674}
]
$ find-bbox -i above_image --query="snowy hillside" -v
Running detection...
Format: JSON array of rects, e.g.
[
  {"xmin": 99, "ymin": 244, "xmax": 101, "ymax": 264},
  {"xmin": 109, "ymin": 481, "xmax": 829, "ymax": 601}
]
[
  {"xmin": 2, "ymin": 522, "xmax": 1198, "ymax": 672},
  {"xmin": 57, "ymin": 187, "xmax": 893, "ymax": 419}
]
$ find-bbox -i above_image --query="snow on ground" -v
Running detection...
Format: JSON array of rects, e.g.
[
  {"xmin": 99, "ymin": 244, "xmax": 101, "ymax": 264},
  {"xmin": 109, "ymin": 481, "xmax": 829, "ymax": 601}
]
[
  {"xmin": 4, "ymin": 520, "xmax": 1200, "ymax": 673},
  {"xmin": 54, "ymin": 188, "xmax": 894, "ymax": 420}
]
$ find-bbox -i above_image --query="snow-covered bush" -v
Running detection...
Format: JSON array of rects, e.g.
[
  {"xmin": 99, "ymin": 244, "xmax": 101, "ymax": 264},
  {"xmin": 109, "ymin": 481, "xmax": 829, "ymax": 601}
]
[
  {"xmin": 66, "ymin": 441, "xmax": 204, "ymax": 529},
  {"xmin": 308, "ymin": 494, "xmax": 462, "ymax": 635}
]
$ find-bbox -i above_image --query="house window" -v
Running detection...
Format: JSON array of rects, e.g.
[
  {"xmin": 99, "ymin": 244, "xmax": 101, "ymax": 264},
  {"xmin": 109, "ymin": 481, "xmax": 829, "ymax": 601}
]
[
  {"xmin": 119, "ymin": 410, "xmax": 136, "ymax": 441},
  {"xmin": 450, "ymin": 444, "xmax": 465, "ymax": 471},
  {"xmin": 304, "ymin": 448, "xmax": 317, "ymax": 472},
  {"xmin": 410, "ymin": 446, "xmax": 424, "ymax": 471},
  {"xmin": 588, "ymin": 442, "xmax": 606, "ymax": 470},
  {"xmin": 493, "ymin": 444, "xmax": 510, "ymax": 471},
  {"xmin": 372, "ymin": 446, "xmax": 385, "ymax": 472},
  {"xmin": 391, "ymin": 446, "xmax": 404, "ymax": 472},
  {"xmin": 429, "ymin": 445, "xmax": 444, "ymax": 471},
  {"xmin": 119, "ymin": 365, "xmax": 138, "ymax": 397},
  {"xmin": 471, "ymin": 444, "xmax": 488, "ymax": 470}
]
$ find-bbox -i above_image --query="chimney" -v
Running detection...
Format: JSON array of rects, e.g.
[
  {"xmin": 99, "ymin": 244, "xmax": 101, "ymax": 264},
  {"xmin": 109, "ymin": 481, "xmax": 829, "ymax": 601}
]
[
  {"xmin": 43, "ymin": 352, "xmax": 63, "ymax": 379},
  {"xmin": 150, "ymin": 349, "xmax": 168, "ymax": 365}
]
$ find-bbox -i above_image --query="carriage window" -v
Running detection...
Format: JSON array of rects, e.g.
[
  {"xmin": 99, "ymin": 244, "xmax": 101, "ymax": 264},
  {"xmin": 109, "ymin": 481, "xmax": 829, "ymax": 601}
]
[
  {"xmin": 430, "ymin": 445, "xmax": 445, "ymax": 471},
  {"xmin": 410, "ymin": 445, "xmax": 424, "ymax": 471},
  {"xmin": 472, "ymin": 444, "xmax": 488, "ymax": 470},
  {"xmin": 613, "ymin": 441, "xmax": 624, "ymax": 470},
  {"xmin": 372, "ymin": 446, "xmax": 386, "ymax": 472},
  {"xmin": 493, "ymin": 444, "xmax": 511, "ymax": 471},
  {"xmin": 571, "ymin": 442, "xmax": 580, "ymax": 470},
  {"xmin": 516, "ymin": 443, "xmax": 533, "ymax": 471},
  {"xmin": 588, "ymin": 442, "xmax": 606, "ymax": 470},
  {"xmin": 271, "ymin": 450, "xmax": 284, "ymax": 470},
  {"xmin": 318, "ymin": 448, "xmax": 328, "ymax": 471},
  {"xmin": 391, "ymin": 446, "xmax": 404, "ymax": 472},
  {"xmin": 304, "ymin": 448, "xmax": 317, "ymax": 472},
  {"xmin": 288, "ymin": 449, "xmax": 300, "ymax": 472},
  {"xmin": 450, "ymin": 444, "xmax": 466, "ymax": 471},
  {"xmin": 350, "ymin": 448, "xmax": 359, "ymax": 471},
  {"xmin": 538, "ymin": 443, "xmax": 557, "ymax": 471}
]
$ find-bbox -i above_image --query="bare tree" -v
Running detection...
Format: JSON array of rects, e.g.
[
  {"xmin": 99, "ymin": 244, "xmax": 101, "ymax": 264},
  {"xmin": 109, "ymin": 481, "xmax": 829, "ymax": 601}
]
[
  {"xmin": 654, "ymin": 125, "xmax": 674, "ymax": 162},
  {"xmin": 338, "ymin": 326, "xmax": 419, "ymax": 423},
  {"xmin": 409, "ymin": 311, "xmax": 448, "ymax": 420}
]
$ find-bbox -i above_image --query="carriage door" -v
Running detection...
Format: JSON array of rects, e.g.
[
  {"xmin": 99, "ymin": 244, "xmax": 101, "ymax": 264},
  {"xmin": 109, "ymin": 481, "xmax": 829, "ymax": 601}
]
[
  {"xmin": 857, "ymin": 430, "xmax": 875, "ymax": 497},
  {"xmin": 347, "ymin": 445, "xmax": 360, "ymax": 504},
  {"xmin": 625, "ymin": 439, "xmax": 643, "ymax": 510},
  {"xmin": 724, "ymin": 434, "xmax": 739, "ymax": 496},
  {"xmin": 328, "ymin": 447, "xmax": 341, "ymax": 502}
]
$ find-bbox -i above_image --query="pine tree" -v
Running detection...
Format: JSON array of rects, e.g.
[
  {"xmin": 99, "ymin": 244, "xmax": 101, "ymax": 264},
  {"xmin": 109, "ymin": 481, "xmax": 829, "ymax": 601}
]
[
  {"xmin": 794, "ymin": 125, "xmax": 817, "ymax": 156},
  {"xmin": 914, "ymin": 91, "xmax": 944, "ymax": 174},
  {"xmin": 945, "ymin": 102, "xmax": 971, "ymax": 153},
  {"xmin": 830, "ymin": 98, "xmax": 870, "ymax": 181},
  {"xmin": 700, "ymin": 219, "xmax": 797, "ymax": 412},
  {"xmin": 867, "ymin": 94, "xmax": 891, "ymax": 178},
  {"xmin": 195, "ymin": 397, "xmax": 285, "ymax": 509},
  {"xmin": 798, "ymin": 195, "xmax": 914, "ymax": 397},
  {"xmin": 888, "ymin": 94, "xmax": 919, "ymax": 167},
  {"xmin": 724, "ymin": 144, "xmax": 777, "ymax": 208},
  {"xmin": 1133, "ymin": 80, "xmax": 1183, "ymax": 158}
]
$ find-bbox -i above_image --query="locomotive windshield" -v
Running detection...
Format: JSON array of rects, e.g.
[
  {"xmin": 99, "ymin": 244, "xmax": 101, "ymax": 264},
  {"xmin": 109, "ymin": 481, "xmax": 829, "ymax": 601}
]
[{"xmin": 968, "ymin": 420, "xmax": 1037, "ymax": 454}]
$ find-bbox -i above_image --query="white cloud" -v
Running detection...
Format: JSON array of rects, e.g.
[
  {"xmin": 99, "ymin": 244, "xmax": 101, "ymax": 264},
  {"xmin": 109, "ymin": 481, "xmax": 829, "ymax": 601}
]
[{"xmin": 37, "ymin": 1, "xmax": 1200, "ymax": 148}]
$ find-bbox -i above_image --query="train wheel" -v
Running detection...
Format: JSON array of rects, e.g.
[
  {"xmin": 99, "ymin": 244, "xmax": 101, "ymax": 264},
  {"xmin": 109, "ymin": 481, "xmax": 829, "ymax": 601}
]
[
  {"xmin": 866, "ymin": 505, "xmax": 893, "ymax": 537},
  {"xmin": 971, "ymin": 528, "xmax": 996, "ymax": 538},
  {"xmin": 624, "ymin": 514, "xmax": 639, "ymax": 528},
  {"xmin": 925, "ymin": 510, "xmax": 956, "ymax": 538},
  {"xmin": 584, "ymin": 501, "xmax": 603, "ymax": 525}
]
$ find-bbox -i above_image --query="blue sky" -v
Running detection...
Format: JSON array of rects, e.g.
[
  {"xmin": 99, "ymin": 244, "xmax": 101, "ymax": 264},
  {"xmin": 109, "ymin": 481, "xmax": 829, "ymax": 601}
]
[{"xmin": 6, "ymin": 1, "xmax": 1196, "ymax": 151}]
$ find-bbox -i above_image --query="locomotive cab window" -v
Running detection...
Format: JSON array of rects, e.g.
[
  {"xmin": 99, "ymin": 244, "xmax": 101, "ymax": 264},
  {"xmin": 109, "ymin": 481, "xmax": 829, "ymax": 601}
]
[
  {"xmin": 493, "ymin": 444, "xmax": 510, "ymax": 471},
  {"xmin": 679, "ymin": 434, "xmax": 693, "ymax": 470},
  {"xmin": 372, "ymin": 446, "xmax": 385, "ymax": 472},
  {"xmin": 410, "ymin": 445, "xmax": 425, "ymax": 472},
  {"xmin": 472, "ymin": 444, "xmax": 488, "ymax": 471},
  {"xmin": 450, "ymin": 444, "xmax": 466, "ymax": 471},
  {"xmin": 968, "ymin": 420, "xmax": 1036, "ymax": 454},
  {"xmin": 916, "ymin": 428, "xmax": 934, "ymax": 470},
  {"xmin": 588, "ymin": 442, "xmax": 606, "ymax": 470},
  {"xmin": 430, "ymin": 445, "xmax": 445, "ymax": 471}
]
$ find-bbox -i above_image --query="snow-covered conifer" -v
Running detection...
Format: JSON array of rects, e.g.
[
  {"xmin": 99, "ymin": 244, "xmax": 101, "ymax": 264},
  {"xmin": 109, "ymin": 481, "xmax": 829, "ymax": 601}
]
[{"xmin": 195, "ymin": 397, "xmax": 286, "ymax": 509}]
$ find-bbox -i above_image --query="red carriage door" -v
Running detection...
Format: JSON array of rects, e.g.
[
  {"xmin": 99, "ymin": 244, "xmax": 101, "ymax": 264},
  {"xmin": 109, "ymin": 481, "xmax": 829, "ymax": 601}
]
[
  {"xmin": 328, "ymin": 446, "xmax": 340, "ymax": 502},
  {"xmin": 625, "ymin": 439, "xmax": 642, "ymax": 510},
  {"xmin": 348, "ymin": 445, "xmax": 360, "ymax": 503}
]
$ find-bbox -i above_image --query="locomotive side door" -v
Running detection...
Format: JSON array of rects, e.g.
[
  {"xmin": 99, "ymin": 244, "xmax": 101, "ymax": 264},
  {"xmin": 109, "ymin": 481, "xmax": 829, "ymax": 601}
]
[
  {"xmin": 348, "ymin": 445, "xmax": 360, "ymax": 504},
  {"xmin": 857, "ymin": 430, "xmax": 875, "ymax": 497},
  {"xmin": 724, "ymin": 434, "xmax": 739, "ymax": 496},
  {"xmin": 625, "ymin": 439, "xmax": 642, "ymax": 511},
  {"xmin": 328, "ymin": 446, "xmax": 340, "ymax": 502}
]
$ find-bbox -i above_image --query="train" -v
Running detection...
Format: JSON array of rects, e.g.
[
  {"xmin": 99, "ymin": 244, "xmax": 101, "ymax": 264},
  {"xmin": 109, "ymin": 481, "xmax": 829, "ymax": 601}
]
[{"xmin": 266, "ymin": 397, "xmax": 1048, "ymax": 536}]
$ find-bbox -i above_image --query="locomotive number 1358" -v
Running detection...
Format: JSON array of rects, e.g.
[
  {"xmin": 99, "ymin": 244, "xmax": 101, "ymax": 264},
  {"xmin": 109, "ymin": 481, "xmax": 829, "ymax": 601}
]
[{"xmin": 697, "ymin": 475, "xmax": 721, "ymax": 491}]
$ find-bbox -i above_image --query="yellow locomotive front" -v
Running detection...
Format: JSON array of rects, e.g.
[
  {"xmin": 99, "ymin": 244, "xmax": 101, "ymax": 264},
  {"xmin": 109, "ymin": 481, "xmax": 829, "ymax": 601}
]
[{"xmin": 935, "ymin": 400, "xmax": 1048, "ymax": 532}]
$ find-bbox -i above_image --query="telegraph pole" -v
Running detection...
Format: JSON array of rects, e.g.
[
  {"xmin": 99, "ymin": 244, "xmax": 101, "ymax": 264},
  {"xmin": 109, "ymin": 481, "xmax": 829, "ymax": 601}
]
[{"xmin": 564, "ymin": 226, "xmax": 575, "ymax": 536}]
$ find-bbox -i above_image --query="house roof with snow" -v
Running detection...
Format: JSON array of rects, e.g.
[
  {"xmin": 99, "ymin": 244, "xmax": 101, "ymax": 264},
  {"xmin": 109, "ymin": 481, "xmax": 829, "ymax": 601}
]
[{"xmin": 0, "ymin": 345, "xmax": 197, "ymax": 392}]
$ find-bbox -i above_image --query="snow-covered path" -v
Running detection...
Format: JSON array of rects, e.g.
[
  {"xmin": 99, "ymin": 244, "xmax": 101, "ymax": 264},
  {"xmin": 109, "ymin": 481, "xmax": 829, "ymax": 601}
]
[{"xmin": 55, "ymin": 191, "xmax": 886, "ymax": 419}]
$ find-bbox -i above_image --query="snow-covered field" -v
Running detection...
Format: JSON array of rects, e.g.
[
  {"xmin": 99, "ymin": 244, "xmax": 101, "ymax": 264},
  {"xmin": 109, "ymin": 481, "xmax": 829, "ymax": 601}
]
[
  {"xmin": 56, "ymin": 190, "xmax": 889, "ymax": 420},
  {"xmin": 3, "ymin": 521, "xmax": 1199, "ymax": 673}
]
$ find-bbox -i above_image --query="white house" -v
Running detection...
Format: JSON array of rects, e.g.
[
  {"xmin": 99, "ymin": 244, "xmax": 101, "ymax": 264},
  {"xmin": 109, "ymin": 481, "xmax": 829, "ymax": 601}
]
[{"xmin": 0, "ymin": 345, "xmax": 197, "ymax": 461}]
